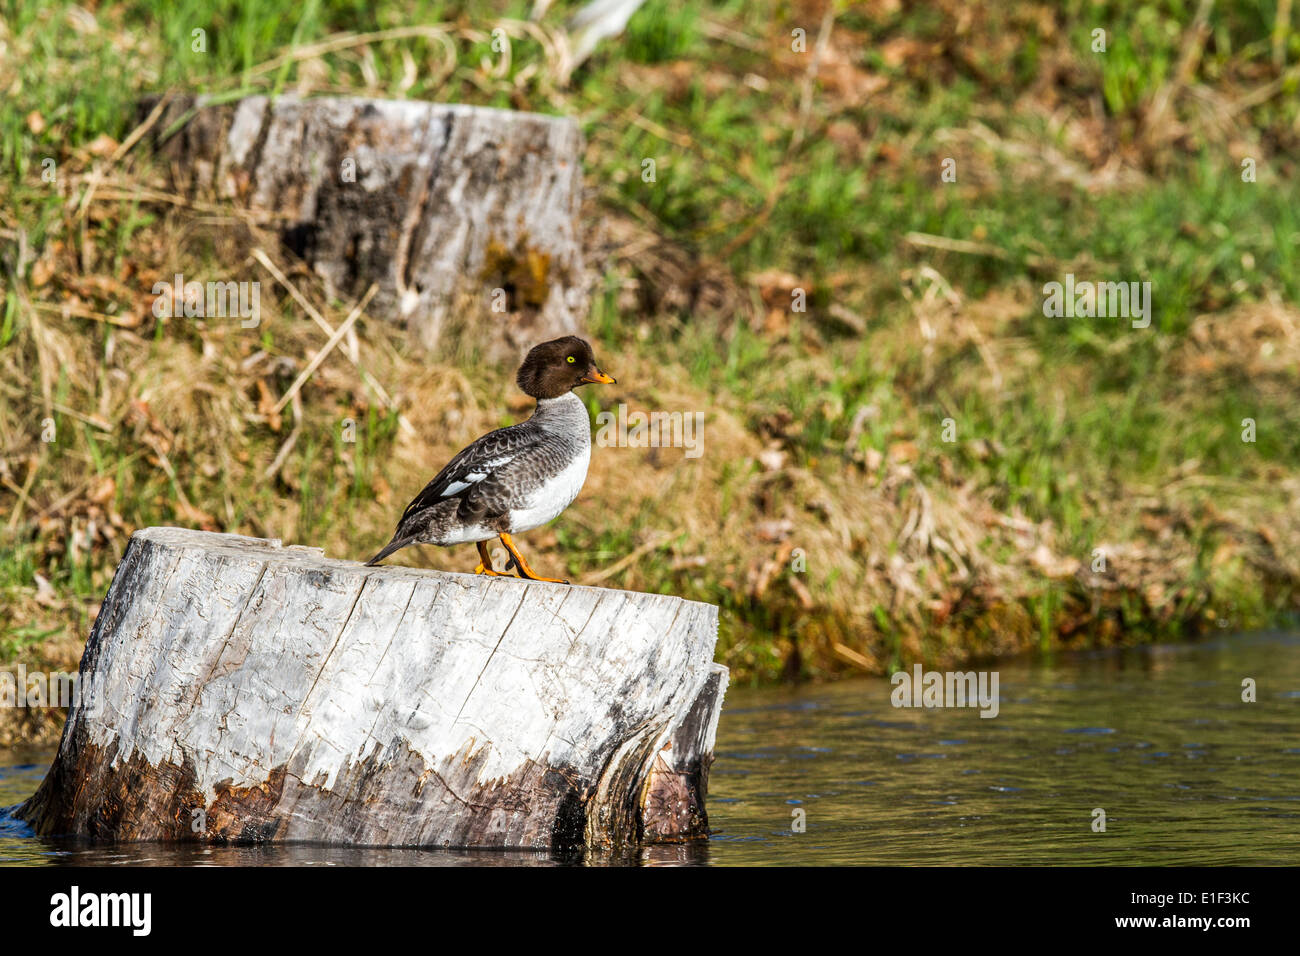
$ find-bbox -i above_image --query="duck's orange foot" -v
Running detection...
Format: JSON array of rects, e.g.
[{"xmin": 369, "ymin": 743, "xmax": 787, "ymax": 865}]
[{"xmin": 498, "ymin": 533, "xmax": 571, "ymax": 585}]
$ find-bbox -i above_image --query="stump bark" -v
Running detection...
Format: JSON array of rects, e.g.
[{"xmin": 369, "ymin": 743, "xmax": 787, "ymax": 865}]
[
  {"xmin": 18, "ymin": 527, "xmax": 727, "ymax": 850},
  {"xmin": 142, "ymin": 94, "xmax": 589, "ymax": 353}
]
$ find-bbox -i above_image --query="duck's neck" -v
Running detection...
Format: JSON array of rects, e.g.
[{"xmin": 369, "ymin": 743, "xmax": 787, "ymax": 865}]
[{"xmin": 530, "ymin": 390, "xmax": 588, "ymax": 434}]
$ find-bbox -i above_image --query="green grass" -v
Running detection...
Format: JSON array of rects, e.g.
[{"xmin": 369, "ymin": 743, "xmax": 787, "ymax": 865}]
[{"xmin": 2, "ymin": 0, "xmax": 1299, "ymax": 693}]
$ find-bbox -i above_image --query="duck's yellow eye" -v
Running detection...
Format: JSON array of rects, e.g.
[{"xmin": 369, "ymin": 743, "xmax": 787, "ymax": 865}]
[{"xmin": 566, "ymin": 355, "xmax": 575, "ymax": 363}]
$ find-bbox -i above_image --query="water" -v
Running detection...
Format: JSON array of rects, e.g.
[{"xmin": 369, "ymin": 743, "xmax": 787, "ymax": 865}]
[{"xmin": 2, "ymin": 632, "xmax": 1297, "ymax": 865}]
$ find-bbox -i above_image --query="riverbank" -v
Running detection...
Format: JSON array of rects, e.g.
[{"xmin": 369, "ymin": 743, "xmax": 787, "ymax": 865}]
[{"xmin": 3, "ymin": 1, "xmax": 1299, "ymax": 746}]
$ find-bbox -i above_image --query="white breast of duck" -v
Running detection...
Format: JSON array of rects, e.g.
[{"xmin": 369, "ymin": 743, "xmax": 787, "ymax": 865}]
[{"xmin": 507, "ymin": 391, "xmax": 592, "ymax": 534}]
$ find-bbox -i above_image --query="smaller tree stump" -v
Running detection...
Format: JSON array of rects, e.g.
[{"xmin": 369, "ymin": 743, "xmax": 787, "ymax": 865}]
[{"xmin": 142, "ymin": 94, "xmax": 590, "ymax": 353}]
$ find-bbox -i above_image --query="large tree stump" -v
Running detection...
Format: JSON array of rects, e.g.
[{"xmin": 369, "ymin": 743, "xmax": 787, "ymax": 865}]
[
  {"xmin": 18, "ymin": 528, "xmax": 727, "ymax": 850},
  {"xmin": 142, "ymin": 94, "xmax": 588, "ymax": 353}
]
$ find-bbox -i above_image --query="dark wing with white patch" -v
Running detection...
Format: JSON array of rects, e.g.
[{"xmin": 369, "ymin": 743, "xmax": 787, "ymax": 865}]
[{"xmin": 394, "ymin": 422, "xmax": 543, "ymax": 535}]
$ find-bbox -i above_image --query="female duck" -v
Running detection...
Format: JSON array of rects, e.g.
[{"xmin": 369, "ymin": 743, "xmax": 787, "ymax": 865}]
[{"xmin": 365, "ymin": 336, "xmax": 616, "ymax": 584}]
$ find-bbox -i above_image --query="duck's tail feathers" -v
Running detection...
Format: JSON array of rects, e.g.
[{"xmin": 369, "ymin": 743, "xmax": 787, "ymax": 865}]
[{"xmin": 365, "ymin": 535, "xmax": 418, "ymax": 567}]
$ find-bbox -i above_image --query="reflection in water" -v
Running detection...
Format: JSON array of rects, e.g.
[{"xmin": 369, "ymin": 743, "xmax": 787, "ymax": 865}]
[{"xmin": 3, "ymin": 632, "xmax": 1298, "ymax": 866}]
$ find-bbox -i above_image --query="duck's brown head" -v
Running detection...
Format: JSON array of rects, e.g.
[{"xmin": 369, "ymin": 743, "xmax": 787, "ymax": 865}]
[{"xmin": 516, "ymin": 336, "xmax": 616, "ymax": 400}]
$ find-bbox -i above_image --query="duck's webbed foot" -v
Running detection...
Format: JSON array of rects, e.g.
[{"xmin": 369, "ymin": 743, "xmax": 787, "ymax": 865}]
[{"xmin": 499, "ymin": 533, "xmax": 570, "ymax": 585}]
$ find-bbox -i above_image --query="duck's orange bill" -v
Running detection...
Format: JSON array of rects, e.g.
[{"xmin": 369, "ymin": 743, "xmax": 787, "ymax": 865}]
[{"xmin": 581, "ymin": 368, "xmax": 617, "ymax": 385}]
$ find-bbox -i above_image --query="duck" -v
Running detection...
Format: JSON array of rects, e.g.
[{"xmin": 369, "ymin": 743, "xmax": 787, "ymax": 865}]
[{"xmin": 365, "ymin": 336, "xmax": 616, "ymax": 584}]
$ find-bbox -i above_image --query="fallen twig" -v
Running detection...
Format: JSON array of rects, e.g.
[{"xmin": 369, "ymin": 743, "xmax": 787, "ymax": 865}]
[
  {"xmin": 5, "ymin": 455, "xmax": 41, "ymax": 533},
  {"xmin": 1228, "ymin": 62, "xmax": 1300, "ymax": 115},
  {"xmin": 76, "ymin": 93, "xmax": 175, "ymax": 222},
  {"xmin": 1144, "ymin": 0, "xmax": 1214, "ymax": 142},
  {"xmin": 31, "ymin": 300, "xmax": 141, "ymax": 328},
  {"xmin": 905, "ymin": 231, "xmax": 1053, "ymax": 270},
  {"xmin": 273, "ymin": 284, "xmax": 378, "ymax": 415},
  {"xmin": 580, "ymin": 529, "xmax": 675, "ymax": 585},
  {"xmin": 790, "ymin": 6, "xmax": 835, "ymax": 153},
  {"xmin": 88, "ymin": 185, "xmax": 281, "ymax": 225},
  {"xmin": 264, "ymin": 391, "xmax": 303, "ymax": 482},
  {"xmin": 251, "ymin": 248, "xmax": 412, "ymax": 435}
]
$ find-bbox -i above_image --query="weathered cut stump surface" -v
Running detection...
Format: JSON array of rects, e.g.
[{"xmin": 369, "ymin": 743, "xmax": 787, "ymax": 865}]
[
  {"xmin": 19, "ymin": 528, "xmax": 726, "ymax": 849},
  {"xmin": 142, "ymin": 94, "xmax": 588, "ymax": 352}
]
